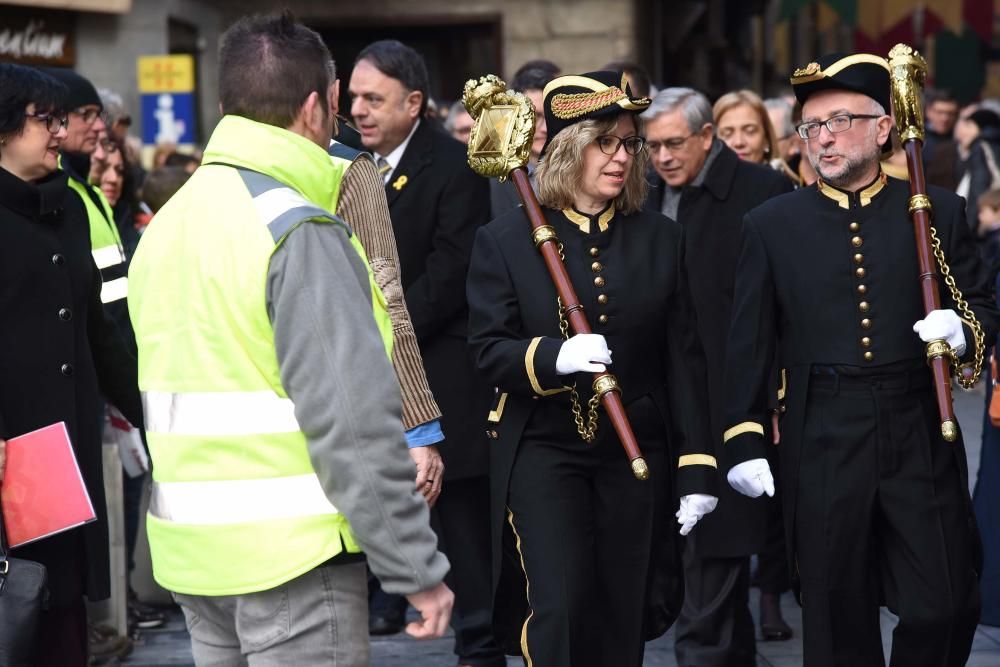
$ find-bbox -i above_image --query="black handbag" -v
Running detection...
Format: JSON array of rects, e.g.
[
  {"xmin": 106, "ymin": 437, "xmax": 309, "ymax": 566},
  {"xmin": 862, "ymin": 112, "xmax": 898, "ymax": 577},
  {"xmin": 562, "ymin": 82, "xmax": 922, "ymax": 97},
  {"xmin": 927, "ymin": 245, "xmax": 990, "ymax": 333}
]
[{"xmin": 0, "ymin": 506, "xmax": 48, "ymax": 666}]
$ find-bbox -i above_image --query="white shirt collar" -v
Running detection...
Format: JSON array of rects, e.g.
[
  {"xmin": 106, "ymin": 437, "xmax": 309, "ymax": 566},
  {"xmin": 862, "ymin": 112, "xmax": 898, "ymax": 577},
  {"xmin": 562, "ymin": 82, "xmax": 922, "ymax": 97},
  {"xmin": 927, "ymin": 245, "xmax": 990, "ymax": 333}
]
[{"xmin": 375, "ymin": 119, "xmax": 421, "ymax": 182}]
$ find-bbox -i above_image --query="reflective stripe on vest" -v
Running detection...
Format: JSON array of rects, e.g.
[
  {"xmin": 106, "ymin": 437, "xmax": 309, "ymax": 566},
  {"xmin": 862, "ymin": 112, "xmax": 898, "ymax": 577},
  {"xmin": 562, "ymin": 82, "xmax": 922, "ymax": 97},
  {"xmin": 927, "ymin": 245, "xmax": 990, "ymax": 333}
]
[
  {"xmin": 149, "ymin": 473, "xmax": 338, "ymax": 525},
  {"xmin": 143, "ymin": 390, "xmax": 299, "ymax": 436},
  {"xmin": 238, "ymin": 168, "xmax": 345, "ymax": 241},
  {"xmin": 92, "ymin": 244, "xmax": 125, "ymax": 269},
  {"xmin": 101, "ymin": 277, "xmax": 128, "ymax": 304}
]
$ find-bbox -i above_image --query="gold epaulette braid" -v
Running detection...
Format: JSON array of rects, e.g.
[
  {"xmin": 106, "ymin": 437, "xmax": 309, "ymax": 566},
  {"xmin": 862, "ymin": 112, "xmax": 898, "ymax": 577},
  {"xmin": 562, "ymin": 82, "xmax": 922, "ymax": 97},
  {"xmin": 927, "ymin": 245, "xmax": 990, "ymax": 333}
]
[
  {"xmin": 550, "ymin": 88, "xmax": 627, "ymax": 120},
  {"xmin": 928, "ymin": 224, "xmax": 986, "ymax": 388}
]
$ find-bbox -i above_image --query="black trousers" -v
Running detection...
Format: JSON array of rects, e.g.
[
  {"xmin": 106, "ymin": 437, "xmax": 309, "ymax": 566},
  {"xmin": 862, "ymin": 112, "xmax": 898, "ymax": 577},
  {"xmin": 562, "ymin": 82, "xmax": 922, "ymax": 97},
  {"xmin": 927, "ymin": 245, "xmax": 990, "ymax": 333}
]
[
  {"xmin": 673, "ymin": 544, "xmax": 756, "ymax": 667},
  {"xmin": 795, "ymin": 371, "xmax": 980, "ymax": 667},
  {"xmin": 505, "ymin": 398, "xmax": 668, "ymax": 667}
]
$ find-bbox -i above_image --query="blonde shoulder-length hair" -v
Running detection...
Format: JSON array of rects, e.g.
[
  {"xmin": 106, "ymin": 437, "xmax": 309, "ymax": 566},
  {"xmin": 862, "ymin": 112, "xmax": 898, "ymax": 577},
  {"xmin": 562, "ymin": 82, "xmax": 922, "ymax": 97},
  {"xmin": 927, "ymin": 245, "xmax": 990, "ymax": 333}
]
[
  {"xmin": 535, "ymin": 114, "xmax": 649, "ymax": 214},
  {"xmin": 712, "ymin": 89, "xmax": 780, "ymax": 162}
]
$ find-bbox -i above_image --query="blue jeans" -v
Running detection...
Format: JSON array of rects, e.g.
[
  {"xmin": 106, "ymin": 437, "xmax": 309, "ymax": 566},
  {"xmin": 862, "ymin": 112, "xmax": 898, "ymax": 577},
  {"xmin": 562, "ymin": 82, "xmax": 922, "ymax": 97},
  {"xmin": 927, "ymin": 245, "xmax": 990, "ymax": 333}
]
[{"xmin": 174, "ymin": 562, "xmax": 369, "ymax": 666}]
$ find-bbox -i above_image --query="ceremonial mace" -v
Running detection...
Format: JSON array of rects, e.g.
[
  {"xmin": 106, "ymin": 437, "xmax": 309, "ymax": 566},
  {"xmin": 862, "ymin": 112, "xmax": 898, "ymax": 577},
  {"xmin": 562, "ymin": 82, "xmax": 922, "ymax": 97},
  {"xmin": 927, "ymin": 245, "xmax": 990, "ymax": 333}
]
[
  {"xmin": 462, "ymin": 75, "xmax": 649, "ymax": 480},
  {"xmin": 888, "ymin": 44, "xmax": 986, "ymax": 442}
]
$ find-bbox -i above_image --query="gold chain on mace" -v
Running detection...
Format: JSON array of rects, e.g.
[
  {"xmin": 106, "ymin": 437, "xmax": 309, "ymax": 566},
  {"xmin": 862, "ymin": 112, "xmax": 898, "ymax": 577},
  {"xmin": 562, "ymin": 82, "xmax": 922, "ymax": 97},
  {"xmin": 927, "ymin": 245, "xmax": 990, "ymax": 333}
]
[
  {"xmin": 928, "ymin": 224, "xmax": 985, "ymax": 388},
  {"xmin": 554, "ymin": 243, "xmax": 601, "ymax": 442}
]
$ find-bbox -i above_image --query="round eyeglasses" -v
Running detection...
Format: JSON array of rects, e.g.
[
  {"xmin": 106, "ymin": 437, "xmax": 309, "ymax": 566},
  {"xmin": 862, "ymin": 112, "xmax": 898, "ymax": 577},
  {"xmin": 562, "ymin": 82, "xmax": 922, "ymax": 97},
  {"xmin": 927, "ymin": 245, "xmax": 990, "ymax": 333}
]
[
  {"xmin": 595, "ymin": 134, "xmax": 646, "ymax": 156},
  {"xmin": 25, "ymin": 112, "xmax": 69, "ymax": 134}
]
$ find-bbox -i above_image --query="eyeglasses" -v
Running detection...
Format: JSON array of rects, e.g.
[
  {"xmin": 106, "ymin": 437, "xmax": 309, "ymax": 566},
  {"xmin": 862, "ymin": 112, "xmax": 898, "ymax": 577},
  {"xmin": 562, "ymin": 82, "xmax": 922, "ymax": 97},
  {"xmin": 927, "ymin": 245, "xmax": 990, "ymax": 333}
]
[
  {"xmin": 646, "ymin": 133, "xmax": 696, "ymax": 153},
  {"xmin": 796, "ymin": 113, "xmax": 881, "ymax": 139},
  {"xmin": 25, "ymin": 112, "xmax": 69, "ymax": 134},
  {"xmin": 595, "ymin": 134, "xmax": 646, "ymax": 156},
  {"xmin": 98, "ymin": 137, "xmax": 119, "ymax": 153},
  {"xmin": 70, "ymin": 106, "xmax": 105, "ymax": 125}
]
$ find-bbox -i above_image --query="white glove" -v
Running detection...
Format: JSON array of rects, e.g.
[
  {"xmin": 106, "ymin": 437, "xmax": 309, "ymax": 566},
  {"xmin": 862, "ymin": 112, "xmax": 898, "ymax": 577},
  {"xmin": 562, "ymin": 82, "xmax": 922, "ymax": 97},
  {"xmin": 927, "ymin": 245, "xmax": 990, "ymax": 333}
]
[
  {"xmin": 727, "ymin": 458, "xmax": 775, "ymax": 498},
  {"xmin": 555, "ymin": 333, "xmax": 612, "ymax": 375},
  {"xmin": 676, "ymin": 493, "xmax": 718, "ymax": 536},
  {"xmin": 913, "ymin": 309, "xmax": 966, "ymax": 357}
]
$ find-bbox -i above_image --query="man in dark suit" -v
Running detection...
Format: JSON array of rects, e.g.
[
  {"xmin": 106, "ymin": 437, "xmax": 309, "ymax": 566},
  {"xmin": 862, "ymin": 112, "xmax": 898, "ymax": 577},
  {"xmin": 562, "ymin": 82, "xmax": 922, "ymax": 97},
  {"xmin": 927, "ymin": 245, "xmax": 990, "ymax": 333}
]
[
  {"xmin": 724, "ymin": 53, "xmax": 999, "ymax": 666},
  {"xmin": 349, "ymin": 40, "xmax": 502, "ymax": 667},
  {"xmin": 643, "ymin": 87, "xmax": 793, "ymax": 666}
]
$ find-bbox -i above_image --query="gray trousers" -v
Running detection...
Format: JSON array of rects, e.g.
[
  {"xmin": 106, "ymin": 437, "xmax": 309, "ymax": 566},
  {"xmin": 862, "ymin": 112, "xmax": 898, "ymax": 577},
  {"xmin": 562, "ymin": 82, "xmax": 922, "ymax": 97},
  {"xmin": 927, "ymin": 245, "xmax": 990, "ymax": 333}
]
[{"xmin": 174, "ymin": 561, "xmax": 370, "ymax": 666}]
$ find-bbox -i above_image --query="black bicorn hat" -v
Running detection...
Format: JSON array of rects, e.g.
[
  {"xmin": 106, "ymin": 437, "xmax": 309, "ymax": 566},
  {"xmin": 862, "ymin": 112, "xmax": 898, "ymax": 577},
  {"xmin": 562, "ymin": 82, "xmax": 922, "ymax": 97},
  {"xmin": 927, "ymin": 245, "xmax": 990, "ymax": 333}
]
[
  {"xmin": 790, "ymin": 53, "xmax": 891, "ymax": 113},
  {"xmin": 541, "ymin": 70, "xmax": 650, "ymax": 156}
]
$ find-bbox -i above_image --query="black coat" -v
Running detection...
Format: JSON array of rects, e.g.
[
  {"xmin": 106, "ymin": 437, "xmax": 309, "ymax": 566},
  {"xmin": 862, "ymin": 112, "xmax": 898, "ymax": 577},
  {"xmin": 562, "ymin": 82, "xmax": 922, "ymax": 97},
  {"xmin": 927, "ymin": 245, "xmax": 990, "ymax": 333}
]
[
  {"xmin": 384, "ymin": 120, "xmax": 493, "ymax": 480},
  {"xmin": 723, "ymin": 173, "xmax": 1000, "ymax": 563},
  {"xmin": 0, "ymin": 166, "xmax": 142, "ymax": 605},
  {"xmin": 468, "ymin": 204, "xmax": 718, "ymax": 645},
  {"xmin": 645, "ymin": 143, "xmax": 794, "ymax": 558}
]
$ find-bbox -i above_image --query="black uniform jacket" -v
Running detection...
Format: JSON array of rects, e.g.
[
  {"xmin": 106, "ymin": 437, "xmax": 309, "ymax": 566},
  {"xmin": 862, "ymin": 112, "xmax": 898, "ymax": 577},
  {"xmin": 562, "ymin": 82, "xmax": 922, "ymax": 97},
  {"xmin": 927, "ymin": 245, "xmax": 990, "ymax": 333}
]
[
  {"xmin": 0, "ymin": 166, "xmax": 142, "ymax": 604},
  {"xmin": 646, "ymin": 143, "xmax": 794, "ymax": 558},
  {"xmin": 384, "ymin": 119, "xmax": 492, "ymax": 479},
  {"xmin": 723, "ymin": 172, "xmax": 1000, "ymax": 558},
  {"xmin": 467, "ymin": 203, "xmax": 719, "ymax": 644}
]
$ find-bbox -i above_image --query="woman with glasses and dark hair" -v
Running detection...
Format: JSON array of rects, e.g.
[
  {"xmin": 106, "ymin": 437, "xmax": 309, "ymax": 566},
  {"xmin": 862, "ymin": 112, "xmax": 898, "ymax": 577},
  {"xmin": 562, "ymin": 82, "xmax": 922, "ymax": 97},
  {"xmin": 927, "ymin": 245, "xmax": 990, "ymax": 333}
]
[
  {"xmin": 467, "ymin": 71, "xmax": 718, "ymax": 666},
  {"xmin": 0, "ymin": 63, "xmax": 143, "ymax": 666}
]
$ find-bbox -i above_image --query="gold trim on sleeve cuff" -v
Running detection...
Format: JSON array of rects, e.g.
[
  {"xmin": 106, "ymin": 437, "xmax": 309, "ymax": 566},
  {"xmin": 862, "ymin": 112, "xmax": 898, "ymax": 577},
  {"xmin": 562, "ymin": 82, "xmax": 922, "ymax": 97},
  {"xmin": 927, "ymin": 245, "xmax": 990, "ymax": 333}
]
[
  {"xmin": 525, "ymin": 337, "xmax": 570, "ymax": 396},
  {"xmin": 678, "ymin": 454, "xmax": 718, "ymax": 469},
  {"xmin": 723, "ymin": 421, "xmax": 764, "ymax": 443}
]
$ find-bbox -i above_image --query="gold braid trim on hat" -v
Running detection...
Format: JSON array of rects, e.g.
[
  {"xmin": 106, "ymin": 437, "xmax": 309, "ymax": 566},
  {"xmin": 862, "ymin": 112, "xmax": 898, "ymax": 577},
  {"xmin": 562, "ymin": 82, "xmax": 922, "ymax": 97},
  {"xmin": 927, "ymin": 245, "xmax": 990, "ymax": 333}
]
[{"xmin": 550, "ymin": 87, "xmax": 628, "ymax": 120}]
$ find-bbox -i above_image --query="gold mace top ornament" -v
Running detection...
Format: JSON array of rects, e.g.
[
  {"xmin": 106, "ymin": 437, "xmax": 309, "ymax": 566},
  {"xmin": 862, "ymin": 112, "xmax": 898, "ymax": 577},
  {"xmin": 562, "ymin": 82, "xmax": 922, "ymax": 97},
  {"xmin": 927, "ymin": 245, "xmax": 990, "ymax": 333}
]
[
  {"xmin": 462, "ymin": 74, "xmax": 536, "ymax": 181},
  {"xmin": 888, "ymin": 43, "xmax": 928, "ymax": 144}
]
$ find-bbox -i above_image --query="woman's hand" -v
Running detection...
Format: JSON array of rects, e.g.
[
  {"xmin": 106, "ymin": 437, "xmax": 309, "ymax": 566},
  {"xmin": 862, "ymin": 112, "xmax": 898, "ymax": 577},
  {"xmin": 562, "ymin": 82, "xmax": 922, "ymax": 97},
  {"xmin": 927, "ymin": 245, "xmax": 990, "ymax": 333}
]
[{"xmin": 555, "ymin": 334, "xmax": 612, "ymax": 375}]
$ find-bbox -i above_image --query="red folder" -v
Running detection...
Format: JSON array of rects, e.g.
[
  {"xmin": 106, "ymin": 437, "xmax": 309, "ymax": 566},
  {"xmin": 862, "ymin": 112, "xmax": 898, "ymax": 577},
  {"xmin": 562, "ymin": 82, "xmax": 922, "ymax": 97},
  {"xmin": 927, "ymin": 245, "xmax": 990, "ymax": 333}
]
[{"xmin": 1, "ymin": 422, "xmax": 96, "ymax": 547}]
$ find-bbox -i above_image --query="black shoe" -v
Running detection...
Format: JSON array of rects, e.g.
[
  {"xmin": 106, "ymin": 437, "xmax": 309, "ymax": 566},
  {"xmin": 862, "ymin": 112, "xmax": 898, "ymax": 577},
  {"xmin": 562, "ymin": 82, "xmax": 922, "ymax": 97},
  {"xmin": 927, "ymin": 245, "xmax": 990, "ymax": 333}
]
[
  {"xmin": 127, "ymin": 587, "xmax": 167, "ymax": 629},
  {"xmin": 759, "ymin": 592, "xmax": 793, "ymax": 641},
  {"xmin": 369, "ymin": 614, "xmax": 404, "ymax": 636}
]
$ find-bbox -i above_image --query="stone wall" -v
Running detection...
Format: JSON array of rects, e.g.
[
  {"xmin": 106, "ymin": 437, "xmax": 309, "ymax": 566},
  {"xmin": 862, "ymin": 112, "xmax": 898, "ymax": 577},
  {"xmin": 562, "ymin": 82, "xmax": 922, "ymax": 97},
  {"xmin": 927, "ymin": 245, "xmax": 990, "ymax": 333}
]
[{"xmin": 218, "ymin": 0, "xmax": 638, "ymax": 78}]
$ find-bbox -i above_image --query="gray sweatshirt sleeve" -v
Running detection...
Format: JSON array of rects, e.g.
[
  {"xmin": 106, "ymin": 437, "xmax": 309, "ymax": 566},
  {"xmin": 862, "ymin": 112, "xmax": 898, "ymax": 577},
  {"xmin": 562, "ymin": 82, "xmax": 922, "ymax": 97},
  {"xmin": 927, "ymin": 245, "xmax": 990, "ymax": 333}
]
[{"xmin": 266, "ymin": 219, "xmax": 449, "ymax": 595}]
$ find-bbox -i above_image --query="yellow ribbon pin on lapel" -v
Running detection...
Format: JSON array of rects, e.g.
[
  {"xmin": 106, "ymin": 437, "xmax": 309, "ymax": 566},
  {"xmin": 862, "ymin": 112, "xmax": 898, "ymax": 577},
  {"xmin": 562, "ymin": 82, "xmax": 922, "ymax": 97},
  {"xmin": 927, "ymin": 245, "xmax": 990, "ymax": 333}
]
[{"xmin": 392, "ymin": 174, "xmax": 408, "ymax": 191}]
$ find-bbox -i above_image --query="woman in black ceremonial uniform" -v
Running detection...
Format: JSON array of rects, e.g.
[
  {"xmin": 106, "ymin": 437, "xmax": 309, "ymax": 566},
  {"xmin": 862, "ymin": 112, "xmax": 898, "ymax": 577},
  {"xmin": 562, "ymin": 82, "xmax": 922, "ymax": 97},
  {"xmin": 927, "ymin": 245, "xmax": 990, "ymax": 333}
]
[{"xmin": 466, "ymin": 71, "xmax": 719, "ymax": 667}]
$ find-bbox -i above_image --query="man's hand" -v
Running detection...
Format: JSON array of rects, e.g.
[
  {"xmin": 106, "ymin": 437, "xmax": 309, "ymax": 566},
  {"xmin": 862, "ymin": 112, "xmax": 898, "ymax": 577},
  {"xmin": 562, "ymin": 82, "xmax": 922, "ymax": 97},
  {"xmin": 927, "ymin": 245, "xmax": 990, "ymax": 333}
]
[
  {"xmin": 409, "ymin": 445, "xmax": 443, "ymax": 507},
  {"xmin": 913, "ymin": 308, "xmax": 966, "ymax": 356},
  {"xmin": 727, "ymin": 458, "xmax": 775, "ymax": 498},
  {"xmin": 405, "ymin": 581, "xmax": 454, "ymax": 639},
  {"xmin": 0, "ymin": 438, "xmax": 5, "ymax": 482},
  {"xmin": 676, "ymin": 493, "xmax": 718, "ymax": 536},
  {"xmin": 555, "ymin": 333, "xmax": 611, "ymax": 375}
]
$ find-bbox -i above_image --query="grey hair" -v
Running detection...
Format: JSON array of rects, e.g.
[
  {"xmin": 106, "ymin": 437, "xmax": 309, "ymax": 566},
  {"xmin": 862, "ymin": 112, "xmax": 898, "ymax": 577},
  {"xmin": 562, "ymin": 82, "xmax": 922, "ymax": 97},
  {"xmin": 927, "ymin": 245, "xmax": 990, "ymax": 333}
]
[
  {"xmin": 641, "ymin": 87, "xmax": 712, "ymax": 132},
  {"xmin": 764, "ymin": 98, "xmax": 795, "ymax": 137},
  {"xmin": 444, "ymin": 100, "xmax": 469, "ymax": 133},
  {"xmin": 98, "ymin": 88, "xmax": 127, "ymax": 125}
]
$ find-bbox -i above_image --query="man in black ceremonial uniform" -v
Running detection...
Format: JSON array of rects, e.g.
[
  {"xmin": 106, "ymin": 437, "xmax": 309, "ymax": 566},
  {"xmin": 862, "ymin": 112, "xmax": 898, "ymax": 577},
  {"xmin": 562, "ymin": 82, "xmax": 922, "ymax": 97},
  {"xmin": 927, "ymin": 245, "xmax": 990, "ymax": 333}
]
[{"xmin": 723, "ymin": 53, "xmax": 1000, "ymax": 667}]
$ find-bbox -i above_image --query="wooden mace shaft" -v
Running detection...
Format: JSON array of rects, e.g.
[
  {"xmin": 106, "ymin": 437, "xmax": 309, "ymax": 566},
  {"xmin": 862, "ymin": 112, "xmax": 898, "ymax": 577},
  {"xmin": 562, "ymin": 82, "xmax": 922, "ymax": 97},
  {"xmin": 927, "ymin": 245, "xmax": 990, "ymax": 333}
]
[
  {"xmin": 509, "ymin": 168, "xmax": 648, "ymax": 478},
  {"xmin": 901, "ymin": 140, "xmax": 958, "ymax": 440}
]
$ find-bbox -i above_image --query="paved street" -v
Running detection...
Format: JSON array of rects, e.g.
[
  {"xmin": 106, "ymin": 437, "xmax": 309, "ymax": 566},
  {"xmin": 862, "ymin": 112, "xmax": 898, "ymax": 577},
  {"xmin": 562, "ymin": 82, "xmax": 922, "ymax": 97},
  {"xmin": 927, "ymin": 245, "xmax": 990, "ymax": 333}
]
[{"xmin": 124, "ymin": 385, "xmax": 1000, "ymax": 666}]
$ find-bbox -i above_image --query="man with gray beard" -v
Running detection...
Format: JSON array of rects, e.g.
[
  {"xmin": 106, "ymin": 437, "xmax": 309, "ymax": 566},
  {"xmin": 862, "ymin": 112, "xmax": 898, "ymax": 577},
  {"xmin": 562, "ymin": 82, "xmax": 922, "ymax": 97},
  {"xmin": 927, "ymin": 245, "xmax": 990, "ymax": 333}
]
[{"xmin": 723, "ymin": 53, "xmax": 1000, "ymax": 666}]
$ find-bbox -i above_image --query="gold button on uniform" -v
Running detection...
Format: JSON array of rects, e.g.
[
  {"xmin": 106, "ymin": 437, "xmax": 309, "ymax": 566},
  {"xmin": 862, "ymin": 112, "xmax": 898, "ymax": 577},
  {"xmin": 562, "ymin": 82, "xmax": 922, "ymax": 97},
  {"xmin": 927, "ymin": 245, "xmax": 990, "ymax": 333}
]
[
  {"xmin": 589, "ymin": 247, "xmax": 600, "ymax": 257},
  {"xmin": 864, "ymin": 351, "xmax": 874, "ymax": 361},
  {"xmin": 852, "ymin": 236, "xmax": 863, "ymax": 248},
  {"xmin": 861, "ymin": 318, "xmax": 872, "ymax": 329},
  {"xmin": 857, "ymin": 284, "xmax": 867, "ymax": 294},
  {"xmin": 859, "ymin": 301, "xmax": 870, "ymax": 312},
  {"xmin": 598, "ymin": 314, "xmax": 609, "ymax": 324},
  {"xmin": 856, "ymin": 267, "xmax": 866, "ymax": 278},
  {"xmin": 861, "ymin": 337, "xmax": 871, "ymax": 348},
  {"xmin": 594, "ymin": 276, "xmax": 605, "ymax": 287},
  {"xmin": 849, "ymin": 222, "xmax": 860, "ymax": 232},
  {"xmin": 591, "ymin": 262, "xmax": 603, "ymax": 272},
  {"xmin": 597, "ymin": 294, "xmax": 608, "ymax": 305},
  {"xmin": 854, "ymin": 253, "xmax": 864, "ymax": 264}
]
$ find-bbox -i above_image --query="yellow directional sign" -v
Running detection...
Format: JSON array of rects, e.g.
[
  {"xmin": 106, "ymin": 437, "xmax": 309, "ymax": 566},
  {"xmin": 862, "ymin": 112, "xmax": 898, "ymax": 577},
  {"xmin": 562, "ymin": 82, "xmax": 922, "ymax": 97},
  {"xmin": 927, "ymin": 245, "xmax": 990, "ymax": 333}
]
[{"xmin": 137, "ymin": 55, "xmax": 194, "ymax": 93}]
